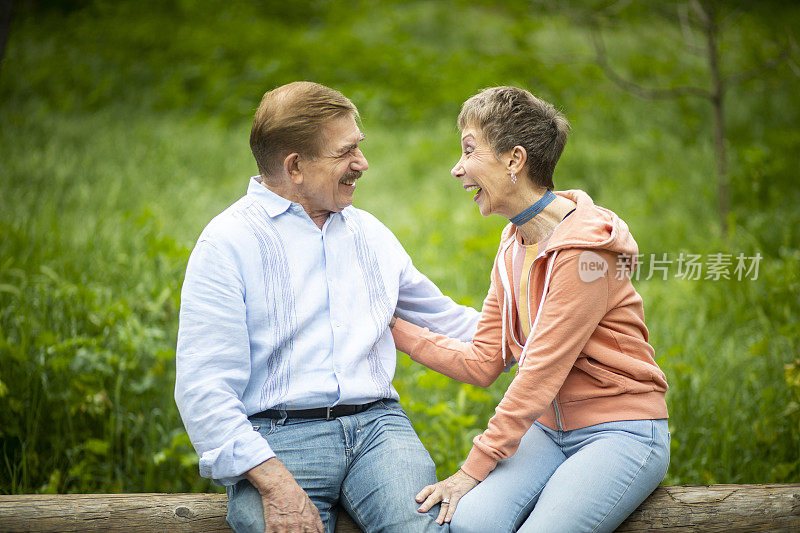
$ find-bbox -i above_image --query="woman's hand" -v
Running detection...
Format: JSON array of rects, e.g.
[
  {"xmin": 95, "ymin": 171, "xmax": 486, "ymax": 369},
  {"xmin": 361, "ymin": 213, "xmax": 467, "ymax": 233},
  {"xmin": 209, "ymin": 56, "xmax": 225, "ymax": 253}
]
[{"xmin": 415, "ymin": 468, "xmax": 479, "ymax": 525}]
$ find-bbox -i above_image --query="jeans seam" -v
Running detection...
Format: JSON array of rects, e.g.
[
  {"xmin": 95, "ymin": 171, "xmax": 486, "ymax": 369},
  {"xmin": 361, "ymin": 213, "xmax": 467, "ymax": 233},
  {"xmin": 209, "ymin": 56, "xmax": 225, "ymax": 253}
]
[
  {"xmin": 590, "ymin": 421, "xmax": 655, "ymax": 533},
  {"xmin": 340, "ymin": 485, "xmax": 368, "ymax": 532},
  {"xmin": 514, "ymin": 484, "xmax": 548, "ymax": 528},
  {"xmin": 337, "ymin": 418, "xmax": 352, "ymax": 459}
]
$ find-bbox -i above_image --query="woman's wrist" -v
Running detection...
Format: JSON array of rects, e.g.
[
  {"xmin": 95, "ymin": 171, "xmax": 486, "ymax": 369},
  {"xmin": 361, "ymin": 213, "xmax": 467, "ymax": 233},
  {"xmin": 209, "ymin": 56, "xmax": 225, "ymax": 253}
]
[
  {"xmin": 389, "ymin": 315, "xmax": 397, "ymax": 329},
  {"xmin": 458, "ymin": 467, "xmax": 479, "ymax": 482}
]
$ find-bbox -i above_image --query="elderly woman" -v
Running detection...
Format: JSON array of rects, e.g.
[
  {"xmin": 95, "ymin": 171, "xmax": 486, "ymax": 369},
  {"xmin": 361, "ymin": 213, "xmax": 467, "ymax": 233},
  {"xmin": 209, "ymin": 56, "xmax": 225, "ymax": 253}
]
[{"xmin": 390, "ymin": 86, "xmax": 670, "ymax": 533}]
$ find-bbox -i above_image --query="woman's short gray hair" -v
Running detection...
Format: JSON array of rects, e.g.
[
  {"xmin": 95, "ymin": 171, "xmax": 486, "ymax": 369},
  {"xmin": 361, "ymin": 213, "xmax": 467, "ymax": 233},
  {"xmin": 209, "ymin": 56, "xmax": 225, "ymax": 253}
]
[{"xmin": 457, "ymin": 86, "xmax": 570, "ymax": 189}]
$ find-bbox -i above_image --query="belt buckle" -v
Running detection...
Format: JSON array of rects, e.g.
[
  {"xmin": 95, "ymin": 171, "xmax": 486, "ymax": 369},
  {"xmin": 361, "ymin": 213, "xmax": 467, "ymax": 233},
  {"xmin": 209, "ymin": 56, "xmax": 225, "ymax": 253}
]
[{"xmin": 326, "ymin": 406, "xmax": 333, "ymax": 421}]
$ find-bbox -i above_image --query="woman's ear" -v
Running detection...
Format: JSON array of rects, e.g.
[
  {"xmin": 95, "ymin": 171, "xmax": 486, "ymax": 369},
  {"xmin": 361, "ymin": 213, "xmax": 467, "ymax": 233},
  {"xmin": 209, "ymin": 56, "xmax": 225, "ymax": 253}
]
[
  {"xmin": 508, "ymin": 145, "xmax": 527, "ymax": 175},
  {"xmin": 284, "ymin": 153, "xmax": 303, "ymax": 184}
]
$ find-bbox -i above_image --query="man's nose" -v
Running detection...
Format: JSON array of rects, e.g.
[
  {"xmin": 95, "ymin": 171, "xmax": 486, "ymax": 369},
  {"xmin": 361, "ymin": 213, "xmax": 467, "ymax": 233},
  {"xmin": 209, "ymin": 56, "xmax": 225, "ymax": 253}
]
[{"xmin": 352, "ymin": 148, "xmax": 369, "ymax": 171}]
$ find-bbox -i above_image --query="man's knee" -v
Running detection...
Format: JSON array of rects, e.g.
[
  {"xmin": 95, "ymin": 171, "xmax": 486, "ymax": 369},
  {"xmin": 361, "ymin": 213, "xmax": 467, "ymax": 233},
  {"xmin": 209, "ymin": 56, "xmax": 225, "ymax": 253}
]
[
  {"xmin": 226, "ymin": 480, "xmax": 266, "ymax": 533},
  {"xmin": 374, "ymin": 505, "xmax": 448, "ymax": 533}
]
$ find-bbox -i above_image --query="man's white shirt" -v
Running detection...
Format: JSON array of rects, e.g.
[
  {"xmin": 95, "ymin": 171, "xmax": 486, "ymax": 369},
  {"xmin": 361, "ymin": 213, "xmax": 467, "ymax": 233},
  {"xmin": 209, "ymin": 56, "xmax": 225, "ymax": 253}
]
[{"xmin": 175, "ymin": 177, "xmax": 479, "ymax": 485}]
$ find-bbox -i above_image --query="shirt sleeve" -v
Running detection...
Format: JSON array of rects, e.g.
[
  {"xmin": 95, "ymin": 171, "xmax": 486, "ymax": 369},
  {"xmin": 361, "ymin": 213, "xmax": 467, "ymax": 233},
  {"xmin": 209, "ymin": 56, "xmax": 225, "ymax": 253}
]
[
  {"xmin": 174, "ymin": 239, "xmax": 275, "ymax": 486},
  {"xmin": 394, "ymin": 251, "xmax": 480, "ymax": 343},
  {"xmin": 392, "ymin": 275, "xmax": 507, "ymax": 388}
]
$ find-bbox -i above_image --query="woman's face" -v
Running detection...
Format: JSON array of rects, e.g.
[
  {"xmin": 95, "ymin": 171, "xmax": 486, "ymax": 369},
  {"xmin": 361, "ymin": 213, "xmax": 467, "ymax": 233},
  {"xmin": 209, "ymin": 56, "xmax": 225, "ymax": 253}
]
[{"xmin": 451, "ymin": 126, "xmax": 513, "ymax": 217}]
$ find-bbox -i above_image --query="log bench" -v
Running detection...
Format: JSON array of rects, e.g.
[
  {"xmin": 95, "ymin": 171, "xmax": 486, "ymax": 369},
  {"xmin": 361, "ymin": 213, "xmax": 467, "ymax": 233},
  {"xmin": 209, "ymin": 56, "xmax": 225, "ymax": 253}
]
[{"xmin": 1, "ymin": 485, "xmax": 799, "ymax": 532}]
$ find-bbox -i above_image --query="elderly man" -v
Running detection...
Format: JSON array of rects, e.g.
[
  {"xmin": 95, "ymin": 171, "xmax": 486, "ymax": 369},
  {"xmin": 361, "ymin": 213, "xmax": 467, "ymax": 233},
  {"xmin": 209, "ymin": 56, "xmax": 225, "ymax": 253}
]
[{"xmin": 175, "ymin": 82, "xmax": 478, "ymax": 533}]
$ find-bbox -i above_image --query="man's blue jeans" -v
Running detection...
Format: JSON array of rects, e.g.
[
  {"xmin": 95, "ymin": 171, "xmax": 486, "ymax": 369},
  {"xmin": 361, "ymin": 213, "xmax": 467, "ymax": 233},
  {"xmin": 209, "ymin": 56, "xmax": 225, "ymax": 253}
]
[
  {"xmin": 226, "ymin": 399, "xmax": 445, "ymax": 533},
  {"xmin": 451, "ymin": 419, "xmax": 670, "ymax": 533}
]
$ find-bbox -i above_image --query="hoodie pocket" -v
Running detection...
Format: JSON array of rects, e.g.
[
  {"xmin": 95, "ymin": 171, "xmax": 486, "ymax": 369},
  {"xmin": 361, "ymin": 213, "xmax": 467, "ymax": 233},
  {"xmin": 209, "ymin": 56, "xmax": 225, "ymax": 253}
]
[
  {"xmin": 564, "ymin": 357, "xmax": 632, "ymax": 401},
  {"xmin": 567, "ymin": 357, "xmax": 665, "ymax": 403}
]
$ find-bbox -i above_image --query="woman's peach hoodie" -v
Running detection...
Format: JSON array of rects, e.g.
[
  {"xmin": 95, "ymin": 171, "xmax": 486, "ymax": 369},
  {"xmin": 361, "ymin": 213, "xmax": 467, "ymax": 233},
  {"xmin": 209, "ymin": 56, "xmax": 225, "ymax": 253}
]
[{"xmin": 392, "ymin": 189, "xmax": 668, "ymax": 481}]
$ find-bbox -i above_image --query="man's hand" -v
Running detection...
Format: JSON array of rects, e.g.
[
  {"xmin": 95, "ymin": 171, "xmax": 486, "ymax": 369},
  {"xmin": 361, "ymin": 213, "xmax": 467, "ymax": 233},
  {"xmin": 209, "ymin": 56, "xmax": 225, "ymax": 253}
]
[{"xmin": 245, "ymin": 458, "xmax": 324, "ymax": 533}]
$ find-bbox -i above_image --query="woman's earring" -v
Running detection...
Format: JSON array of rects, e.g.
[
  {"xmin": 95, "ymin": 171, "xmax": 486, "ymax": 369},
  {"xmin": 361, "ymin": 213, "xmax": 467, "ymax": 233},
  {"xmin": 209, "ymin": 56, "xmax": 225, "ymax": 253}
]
[{"xmin": 510, "ymin": 172, "xmax": 517, "ymax": 184}]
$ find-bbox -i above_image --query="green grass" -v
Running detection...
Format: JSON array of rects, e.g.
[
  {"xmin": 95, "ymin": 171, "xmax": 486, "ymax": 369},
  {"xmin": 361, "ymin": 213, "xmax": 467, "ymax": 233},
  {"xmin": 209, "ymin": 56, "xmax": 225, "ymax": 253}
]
[{"xmin": 1, "ymin": 0, "xmax": 798, "ymax": 493}]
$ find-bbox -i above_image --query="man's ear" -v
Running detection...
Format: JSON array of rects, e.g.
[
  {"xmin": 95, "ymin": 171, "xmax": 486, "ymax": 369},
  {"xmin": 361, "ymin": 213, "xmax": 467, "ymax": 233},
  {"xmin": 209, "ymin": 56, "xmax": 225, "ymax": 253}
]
[
  {"xmin": 507, "ymin": 145, "xmax": 527, "ymax": 175},
  {"xmin": 284, "ymin": 153, "xmax": 303, "ymax": 184}
]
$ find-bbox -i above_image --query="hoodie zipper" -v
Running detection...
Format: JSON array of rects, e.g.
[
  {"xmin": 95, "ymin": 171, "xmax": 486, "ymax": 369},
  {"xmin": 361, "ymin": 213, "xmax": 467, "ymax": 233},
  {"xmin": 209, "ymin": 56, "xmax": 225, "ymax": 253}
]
[
  {"xmin": 552, "ymin": 397, "xmax": 564, "ymax": 431},
  {"xmin": 502, "ymin": 230, "xmax": 566, "ymax": 432}
]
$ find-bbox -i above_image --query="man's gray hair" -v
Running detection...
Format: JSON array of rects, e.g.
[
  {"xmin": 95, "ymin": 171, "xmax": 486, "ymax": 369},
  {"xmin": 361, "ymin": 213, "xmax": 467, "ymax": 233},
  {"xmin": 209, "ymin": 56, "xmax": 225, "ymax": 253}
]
[{"xmin": 457, "ymin": 86, "xmax": 570, "ymax": 189}]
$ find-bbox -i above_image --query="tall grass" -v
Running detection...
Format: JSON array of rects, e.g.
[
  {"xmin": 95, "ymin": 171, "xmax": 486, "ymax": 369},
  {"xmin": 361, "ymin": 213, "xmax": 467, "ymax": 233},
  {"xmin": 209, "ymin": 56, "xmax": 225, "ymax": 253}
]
[{"xmin": 1, "ymin": 0, "xmax": 798, "ymax": 493}]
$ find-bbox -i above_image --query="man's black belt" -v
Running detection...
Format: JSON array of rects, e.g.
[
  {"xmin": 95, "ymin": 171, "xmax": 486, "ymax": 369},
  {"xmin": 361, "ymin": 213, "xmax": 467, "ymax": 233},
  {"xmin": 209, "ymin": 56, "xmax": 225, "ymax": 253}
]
[{"xmin": 250, "ymin": 401, "xmax": 380, "ymax": 421}]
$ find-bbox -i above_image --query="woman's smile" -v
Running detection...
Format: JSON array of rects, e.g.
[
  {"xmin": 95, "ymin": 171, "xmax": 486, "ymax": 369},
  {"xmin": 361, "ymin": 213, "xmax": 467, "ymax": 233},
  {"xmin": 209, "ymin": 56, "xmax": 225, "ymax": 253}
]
[{"xmin": 463, "ymin": 182, "xmax": 482, "ymax": 201}]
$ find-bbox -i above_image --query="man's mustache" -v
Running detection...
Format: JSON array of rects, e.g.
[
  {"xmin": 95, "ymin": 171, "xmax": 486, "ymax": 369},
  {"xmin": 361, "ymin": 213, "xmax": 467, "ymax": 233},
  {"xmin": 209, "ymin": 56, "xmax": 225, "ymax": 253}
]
[{"xmin": 342, "ymin": 170, "xmax": 363, "ymax": 181}]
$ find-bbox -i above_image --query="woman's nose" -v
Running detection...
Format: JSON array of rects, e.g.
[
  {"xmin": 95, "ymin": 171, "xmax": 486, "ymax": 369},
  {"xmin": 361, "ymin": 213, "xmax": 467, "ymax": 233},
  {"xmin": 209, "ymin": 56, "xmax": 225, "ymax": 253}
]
[{"xmin": 451, "ymin": 160, "xmax": 465, "ymax": 178}]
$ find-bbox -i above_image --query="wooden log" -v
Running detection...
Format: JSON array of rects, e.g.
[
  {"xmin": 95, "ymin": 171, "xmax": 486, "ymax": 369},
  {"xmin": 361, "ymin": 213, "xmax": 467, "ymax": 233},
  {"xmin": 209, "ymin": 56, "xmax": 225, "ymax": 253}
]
[
  {"xmin": 617, "ymin": 484, "xmax": 800, "ymax": 532},
  {"xmin": 0, "ymin": 485, "xmax": 798, "ymax": 532},
  {"xmin": 0, "ymin": 493, "xmax": 360, "ymax": 533}
]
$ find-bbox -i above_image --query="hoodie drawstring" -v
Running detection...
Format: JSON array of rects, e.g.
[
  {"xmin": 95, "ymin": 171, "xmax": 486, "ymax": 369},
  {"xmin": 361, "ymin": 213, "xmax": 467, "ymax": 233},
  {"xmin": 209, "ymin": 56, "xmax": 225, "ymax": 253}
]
[{"xmin": 497, "ymin": 239, "xmax": 515, "ymax": 365}]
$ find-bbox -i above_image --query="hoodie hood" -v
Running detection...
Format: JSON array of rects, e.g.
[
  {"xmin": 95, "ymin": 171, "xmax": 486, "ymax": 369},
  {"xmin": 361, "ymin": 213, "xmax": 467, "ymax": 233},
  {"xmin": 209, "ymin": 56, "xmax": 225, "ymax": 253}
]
[{"xmin": 500, "ymin": 189, "xmax": 640, "ymax": 269}]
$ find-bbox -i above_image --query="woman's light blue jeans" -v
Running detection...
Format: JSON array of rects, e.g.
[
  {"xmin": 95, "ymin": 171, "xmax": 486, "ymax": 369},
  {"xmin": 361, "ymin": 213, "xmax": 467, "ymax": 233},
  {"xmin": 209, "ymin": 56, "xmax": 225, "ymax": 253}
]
[
  {"xmin": 451, "ymin": 419, "xmax": 670, "ymax": 533},
  {"xmin": 225, "ymin": 399, "xmax": 445, "ymax": 533}
]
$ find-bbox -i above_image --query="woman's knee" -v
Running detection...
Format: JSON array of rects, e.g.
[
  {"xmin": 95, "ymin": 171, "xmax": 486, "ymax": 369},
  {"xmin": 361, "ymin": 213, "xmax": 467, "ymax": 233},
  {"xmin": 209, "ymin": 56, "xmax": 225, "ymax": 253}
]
[
  {"xmin": 450, "ymin": 495, "xmax": 518, "ymax": 533},
  {"xmin": 450, "ymin": 504, "xmax": 488, "ymax": 533}
]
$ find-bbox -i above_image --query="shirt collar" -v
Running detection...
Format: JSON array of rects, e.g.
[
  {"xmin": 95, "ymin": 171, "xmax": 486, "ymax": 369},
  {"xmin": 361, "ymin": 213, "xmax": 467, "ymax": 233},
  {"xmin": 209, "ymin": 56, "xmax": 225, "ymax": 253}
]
[{"xmin": 247, "ymin": 176, "xmax": 292, "ymax": 218}]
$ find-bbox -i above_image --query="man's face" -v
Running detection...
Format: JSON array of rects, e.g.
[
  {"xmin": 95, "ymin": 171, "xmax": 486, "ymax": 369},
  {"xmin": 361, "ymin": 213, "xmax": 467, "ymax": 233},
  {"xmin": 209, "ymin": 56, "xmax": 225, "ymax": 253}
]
[{"xmin": 298, "ymin": 114, "xmax": 368, "ymax": 215}]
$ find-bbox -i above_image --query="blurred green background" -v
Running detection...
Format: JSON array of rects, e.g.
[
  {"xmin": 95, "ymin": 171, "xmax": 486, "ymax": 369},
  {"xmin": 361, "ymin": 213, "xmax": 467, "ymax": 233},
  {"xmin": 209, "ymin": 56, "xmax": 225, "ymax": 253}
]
[{"xmin": 1, "ymin": 0, "xmax": 799, "ymax": 494}]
